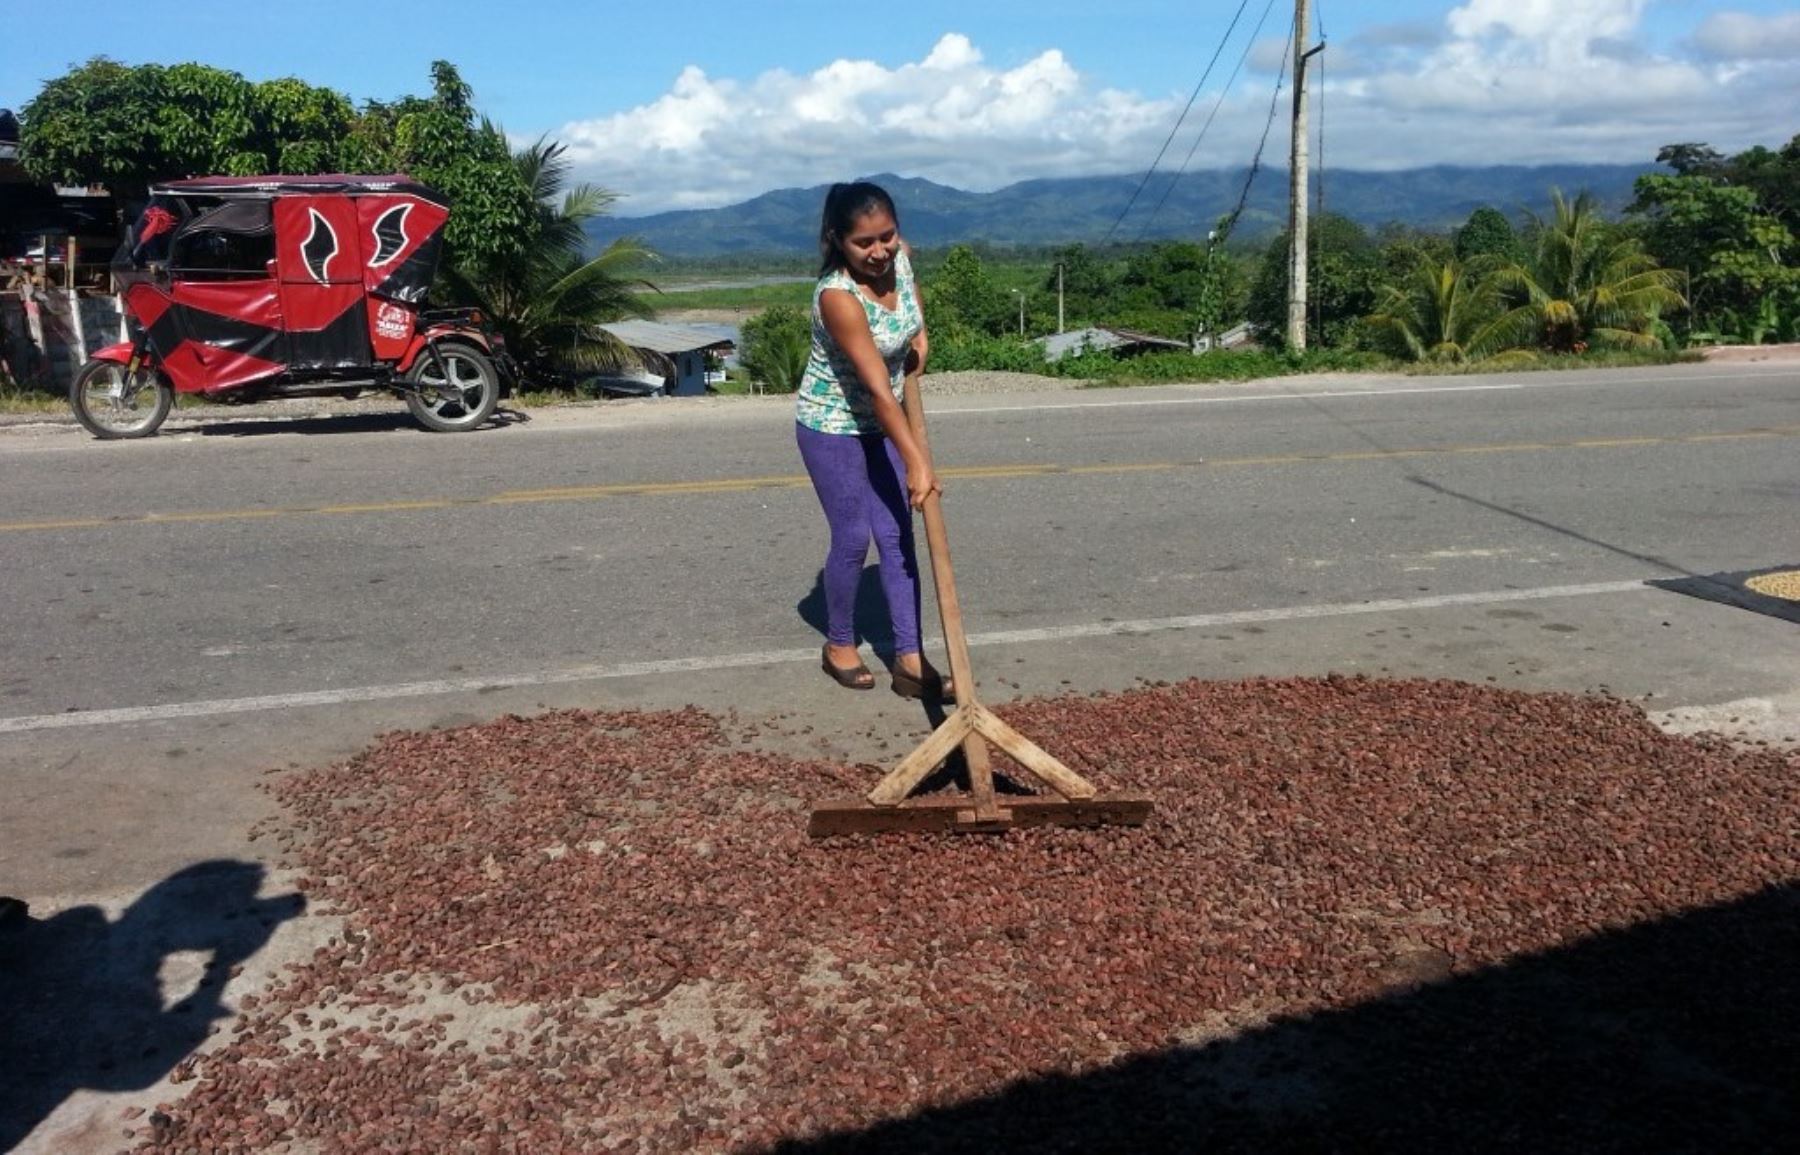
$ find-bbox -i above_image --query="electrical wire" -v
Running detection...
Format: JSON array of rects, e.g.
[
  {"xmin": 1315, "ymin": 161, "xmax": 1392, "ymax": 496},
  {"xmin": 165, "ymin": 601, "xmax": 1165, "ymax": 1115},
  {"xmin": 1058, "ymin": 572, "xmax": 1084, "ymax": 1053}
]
[
  {"xmin": 1133, "ymin": 0, "xmax": 1282, "ymax": 243},
  {"xmin": 1102, "ymin": 1, "xmax": 1254, "ymax": 245},
  {"xmin": 1312, "ymin": 4, "xmax": 1327, "ymax": 344},
  {"xmin": 1214, "ymin": 11, "xmax": 1295, "ymax": 248}
]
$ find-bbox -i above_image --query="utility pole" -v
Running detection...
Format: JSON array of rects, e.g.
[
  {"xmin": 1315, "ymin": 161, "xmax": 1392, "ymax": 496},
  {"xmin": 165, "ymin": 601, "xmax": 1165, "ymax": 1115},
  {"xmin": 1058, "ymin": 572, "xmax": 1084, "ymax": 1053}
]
[
  {"xmin": 1012, "ymin": 289, "xmax": 1025, "ymax": 336},
  {"xmin": 1057, "ymin": 263, "xmax": 1065, "ymax": 334},
  {"xmin": 1286, "ymin": 0, "xmax": 1319, "ymax": 352}
]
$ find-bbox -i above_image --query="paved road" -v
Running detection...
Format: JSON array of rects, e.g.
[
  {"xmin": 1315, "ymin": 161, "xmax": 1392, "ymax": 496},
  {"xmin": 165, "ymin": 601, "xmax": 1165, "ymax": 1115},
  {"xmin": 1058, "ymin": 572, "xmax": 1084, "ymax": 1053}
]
[{"xmin": 1, "ymin": 362, "xmax": 1797, "ymax": 898}]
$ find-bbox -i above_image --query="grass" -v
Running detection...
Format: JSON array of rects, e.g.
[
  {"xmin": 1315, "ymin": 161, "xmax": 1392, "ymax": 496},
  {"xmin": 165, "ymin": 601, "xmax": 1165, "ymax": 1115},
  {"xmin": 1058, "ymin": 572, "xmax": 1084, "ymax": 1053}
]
[
  {"xmin": 0, "ymin": 382, "xmax": 65, "ymax": 414},
  {"xmin": 1069, "ymin": 346, "xmax": 1699, "ymax": 387},
  {"xmin": 1394, "ymin": 348, "xmax": 1701, "ymax": 375},
  {"xmin": 654, "ymin": 282, "xmax": 812, "ymax": 312}
]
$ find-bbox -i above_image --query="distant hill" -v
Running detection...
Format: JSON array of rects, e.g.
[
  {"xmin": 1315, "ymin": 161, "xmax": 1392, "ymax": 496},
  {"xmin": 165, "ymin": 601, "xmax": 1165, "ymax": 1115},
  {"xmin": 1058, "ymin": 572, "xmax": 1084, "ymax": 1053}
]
[{"xmin": 587, "ymin": 165, "xmax": 1659, "ymax": 258}]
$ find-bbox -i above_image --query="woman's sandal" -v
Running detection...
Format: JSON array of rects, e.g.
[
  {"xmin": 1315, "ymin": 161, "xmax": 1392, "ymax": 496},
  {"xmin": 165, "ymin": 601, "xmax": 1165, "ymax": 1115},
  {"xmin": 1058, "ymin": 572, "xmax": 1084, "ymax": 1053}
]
[
  {"xmin": 821, "ymin": 644, "xmax": 876, "ymax": 691},
  {"xmin": 891, "ymin": 662, "xmax": 954, "ymax": 701}
]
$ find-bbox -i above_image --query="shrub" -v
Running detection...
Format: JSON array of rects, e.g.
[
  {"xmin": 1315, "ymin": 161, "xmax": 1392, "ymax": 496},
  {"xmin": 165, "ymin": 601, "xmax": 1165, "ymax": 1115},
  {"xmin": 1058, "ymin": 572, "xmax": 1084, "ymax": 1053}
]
[
  {"xmin": 926, "ymin": 331, "xmax": 1051, "ymax": 374},
  {"xmin": 739, "ymin": 305, "xmax": 812, "ymax": 393}
]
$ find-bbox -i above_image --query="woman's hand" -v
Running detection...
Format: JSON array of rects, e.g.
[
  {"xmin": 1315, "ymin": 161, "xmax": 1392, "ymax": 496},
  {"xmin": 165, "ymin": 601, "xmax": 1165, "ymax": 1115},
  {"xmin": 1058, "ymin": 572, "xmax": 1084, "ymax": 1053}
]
[
  {"xmin": 905, "ymin": 330, "xmax": 929, "ymax": 377},
  {"xmin": 907, "ymin": 460, "xmax": 941, "ymax": 510}
]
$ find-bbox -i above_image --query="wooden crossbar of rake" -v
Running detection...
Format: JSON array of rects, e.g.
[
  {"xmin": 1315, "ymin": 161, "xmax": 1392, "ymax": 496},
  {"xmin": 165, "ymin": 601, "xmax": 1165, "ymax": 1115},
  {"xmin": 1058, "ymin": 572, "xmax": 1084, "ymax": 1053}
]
[{"xmin": 807, "ymin": 375, "xmax": 1154, "ymax": 837}]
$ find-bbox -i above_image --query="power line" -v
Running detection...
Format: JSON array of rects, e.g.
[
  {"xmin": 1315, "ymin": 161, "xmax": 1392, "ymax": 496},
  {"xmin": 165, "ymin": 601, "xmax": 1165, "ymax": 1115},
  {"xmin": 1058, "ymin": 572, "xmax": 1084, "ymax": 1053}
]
[
  {"xmin": 1215, "ymin": 10, "xmax": 1296, "ymax": 247},
  {"xmin": 1312, "ymin": 1, "xmax": 1327, "ymax": 344},
  {"xmin": 1134, "ymin": 0, "xmax": 1282, "ymax": 243},
  {"xmin": 1102, "ymin": 1, "xmax": 1254, "ymax": 245}
]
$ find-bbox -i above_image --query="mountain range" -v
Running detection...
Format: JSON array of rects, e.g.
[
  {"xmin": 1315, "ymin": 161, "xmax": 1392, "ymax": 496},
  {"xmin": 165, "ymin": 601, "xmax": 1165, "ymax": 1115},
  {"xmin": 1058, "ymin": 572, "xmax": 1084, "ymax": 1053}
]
[{"xmin": 587, "ymin": 165, "xmax": 1659, "ymax": 258}]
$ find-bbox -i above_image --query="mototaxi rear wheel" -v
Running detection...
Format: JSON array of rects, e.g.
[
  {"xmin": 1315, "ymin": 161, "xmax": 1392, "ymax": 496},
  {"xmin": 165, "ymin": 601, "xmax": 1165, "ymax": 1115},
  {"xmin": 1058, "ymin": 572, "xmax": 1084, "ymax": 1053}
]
[
  {"xmin": 403, "ymin": 341, "xmax": 500, "ymax": 433},
  {"xmin": 69, "ymin": 359, "xmax": 174, "ymax": 440}
]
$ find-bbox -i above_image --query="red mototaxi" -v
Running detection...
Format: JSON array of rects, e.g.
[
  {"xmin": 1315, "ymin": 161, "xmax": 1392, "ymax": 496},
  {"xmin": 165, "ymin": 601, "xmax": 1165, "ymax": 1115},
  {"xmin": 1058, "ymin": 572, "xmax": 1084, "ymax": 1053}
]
[{"xmin": 73, "ymin": 173, "xmax": 515, "ymax": 437}]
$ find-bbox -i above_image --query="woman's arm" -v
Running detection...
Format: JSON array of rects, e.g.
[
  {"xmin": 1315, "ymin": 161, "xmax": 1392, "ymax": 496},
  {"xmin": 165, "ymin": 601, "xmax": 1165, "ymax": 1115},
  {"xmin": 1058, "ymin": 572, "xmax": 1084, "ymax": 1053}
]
[
  {"xmin": 904, "ymin": 241, "xmax": 929, "ymax": 377},
  {"xmin": 819, "ymin": 288, "xmax": 939, "ymax": 509}
]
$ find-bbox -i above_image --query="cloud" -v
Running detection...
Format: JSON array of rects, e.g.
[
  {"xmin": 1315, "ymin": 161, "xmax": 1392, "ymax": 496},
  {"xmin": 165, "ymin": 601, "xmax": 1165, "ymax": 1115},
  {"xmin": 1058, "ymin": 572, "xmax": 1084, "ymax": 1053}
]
[
  {"xmin": 558, "ymin": 15, "xmax": 1795, "ymax": 216},
  {"xmin": 1691, "ymin": 10, "xmax": 1800, "ymax": 60},
  {"xmin": 557, "ymin": 34, "xmax": 1187, "ymax": 214}
]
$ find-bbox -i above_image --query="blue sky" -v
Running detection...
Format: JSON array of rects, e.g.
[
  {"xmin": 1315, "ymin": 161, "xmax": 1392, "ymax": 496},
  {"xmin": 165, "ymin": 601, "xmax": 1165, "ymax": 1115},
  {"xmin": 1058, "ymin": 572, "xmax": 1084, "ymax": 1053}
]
[{"xmin": 4, "ymin": 1, "xmax": 1797, "ymax": 214}]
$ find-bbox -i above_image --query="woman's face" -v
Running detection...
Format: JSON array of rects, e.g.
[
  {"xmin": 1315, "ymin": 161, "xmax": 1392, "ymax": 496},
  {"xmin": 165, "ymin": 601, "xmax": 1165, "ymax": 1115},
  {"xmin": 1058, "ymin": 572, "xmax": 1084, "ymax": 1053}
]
[{"xmin": 838, "ymin": 208, "xmax": 900, "ymax": 279}]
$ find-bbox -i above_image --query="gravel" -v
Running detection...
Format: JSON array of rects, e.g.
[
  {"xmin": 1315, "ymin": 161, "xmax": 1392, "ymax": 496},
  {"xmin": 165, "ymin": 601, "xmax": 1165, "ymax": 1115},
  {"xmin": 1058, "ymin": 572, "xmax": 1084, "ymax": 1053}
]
[
  {"xmin": 916, "ymin": 370, "xmax": 1083, "ymax": 396},
  {"xmin": 133, "ymin": 677, "xmax": 1799, "ymax": 1153}
]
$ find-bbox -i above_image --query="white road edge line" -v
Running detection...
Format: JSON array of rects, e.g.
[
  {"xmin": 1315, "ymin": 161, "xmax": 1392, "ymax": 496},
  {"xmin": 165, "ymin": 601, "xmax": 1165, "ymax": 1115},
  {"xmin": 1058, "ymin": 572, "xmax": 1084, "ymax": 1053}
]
[
  {"xmin": 0, "ymin": 579, "xmax": 1647, "ymax": 735},
  {"xmin": 936, "ymin": 369, "xmax": 1798, "ymax": 416}
]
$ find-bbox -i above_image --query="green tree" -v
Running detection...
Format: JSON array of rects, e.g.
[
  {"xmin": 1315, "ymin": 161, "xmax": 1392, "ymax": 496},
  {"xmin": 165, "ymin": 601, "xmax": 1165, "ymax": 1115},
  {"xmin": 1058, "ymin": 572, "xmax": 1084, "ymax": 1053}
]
[
  {"xmin": 1246, "ymin": 214, "xmax": 1382, "ymax": 348},
  {"xmin": 740, "ymin": 305, "xmax": 812, "ymax": 393},
  {"xmin": 1630, "ymin": 171, "xmax": 1796, "ymax": 340},
  {"xmin": 1655, "ymin": 142, "xmax": 1728, "ymax": 179},
  {"xmin": 1368, "ymin": 255, "xmax": 1506, "ymax": 363},
  {"xmin": 1723, "ymin": 135, "xmax": 1800, "ymax": 233},
  {"xmin": 1045, "ymin": 243, "xmax": 1115, "ymax": 324},
  {"xmin": 1453, "ymin": 207, "xmax": 1524, "ymax": 265},
  {"xmin": 22, "ymin": 58, "xmax": 537, "ymax": 275},
  {"xmin": 1110, "ymin": 239, "xmax": 1247, "ymax": 340},
  {"xmin": 929, "ymin": 244, "xmax": 1003, "ymax": 336},
  {"xmin": 1490, "ymin": 189, "xmax": 1686, "ymax": 353},
  {"xmin": 448, "ymin": 135, "xmax": 656, "ymax": 381},
  {"xmin": 254, "ymin": 77, "xmax": 357, "ymax": 173},
  {"xmin": 19, "ymin": 58, "xmax": 354, "ymax": 194},
  {"xmin": 348, "ymin": 63, "xmax": 537, "ymax": 271}
]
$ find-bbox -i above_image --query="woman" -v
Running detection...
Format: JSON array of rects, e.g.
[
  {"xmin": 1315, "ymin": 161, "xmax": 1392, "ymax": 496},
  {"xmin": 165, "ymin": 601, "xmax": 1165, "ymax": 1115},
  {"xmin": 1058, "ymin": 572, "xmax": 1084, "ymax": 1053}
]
[{"xmin": 796, "ymin": 181, "xmax": 952, "ymax": 699}]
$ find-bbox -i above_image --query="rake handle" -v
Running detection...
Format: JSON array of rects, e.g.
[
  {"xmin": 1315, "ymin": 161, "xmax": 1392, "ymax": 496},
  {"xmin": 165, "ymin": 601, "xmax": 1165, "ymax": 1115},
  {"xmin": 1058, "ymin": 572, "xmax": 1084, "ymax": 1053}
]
[{"xmin": 902, "ymin": 373, "xmax": 996, "ymax": 816}]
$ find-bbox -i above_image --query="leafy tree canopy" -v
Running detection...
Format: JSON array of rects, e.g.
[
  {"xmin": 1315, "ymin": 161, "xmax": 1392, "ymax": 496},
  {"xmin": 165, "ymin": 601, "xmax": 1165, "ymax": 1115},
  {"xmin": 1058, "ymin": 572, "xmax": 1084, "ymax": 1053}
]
[
  {"xmin": 1491, "ymin": 188, "xmax": 1686, "ymax": 353},
  {"xmin": 19, "ymin": 58, "xmax": 353, "ymax": 194},
  {"xmin": 447, "ymin": 134, "xmax": 655, "ymax": 380},
  {"xmin": 1453, "ymin": 207, "xmax": 1524, "ymax": 265},
  {"xmin": 19, "ymin": 58, "xmax": 536, "ymax": 270},
  {"xmin": 928, "ymin": 244, "xmax": 1005, "ymax": 336},
  {"xmin": 1246, "ymin": 214, "xmax": 1382, "ymax": 348}
]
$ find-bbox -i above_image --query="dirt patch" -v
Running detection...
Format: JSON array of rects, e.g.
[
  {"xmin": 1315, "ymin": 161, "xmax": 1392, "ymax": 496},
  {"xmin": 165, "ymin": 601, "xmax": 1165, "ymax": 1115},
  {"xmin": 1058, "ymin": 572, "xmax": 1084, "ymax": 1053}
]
[{"xmin": 1696, "ymin": 342, "xmax": 1800, "ymax": 363}]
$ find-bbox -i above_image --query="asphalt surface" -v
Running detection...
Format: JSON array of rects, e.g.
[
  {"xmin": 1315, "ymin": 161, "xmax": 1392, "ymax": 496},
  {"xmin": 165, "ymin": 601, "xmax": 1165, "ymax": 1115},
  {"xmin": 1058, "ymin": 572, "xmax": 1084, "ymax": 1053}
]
[
  {"xmin": 2, "ymin": 360, "xmax": 1798, "ymax": 1151},
  {"xmin": 1, "ymin": 361, "xmax": 1797, "ymax": 900}
]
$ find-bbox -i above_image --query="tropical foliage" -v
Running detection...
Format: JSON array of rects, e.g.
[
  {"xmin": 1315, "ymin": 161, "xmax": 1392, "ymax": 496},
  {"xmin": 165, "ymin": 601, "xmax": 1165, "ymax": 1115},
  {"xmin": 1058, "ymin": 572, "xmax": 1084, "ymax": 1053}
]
[
  {"xmin": 19, "ymin": 60, "xmax": 358, "ymax": 195},
  {"xmin": 18, "ymin": 58, "xmax": 658, "ymax": 381},
  {"xmin": 1630, "ymin": 141, "xmax": 1800, "ymax": 344},
  {"xmin": 447, "ymin": 135, "xmax": 655, "ymax": 381},
  {"xmin": 738, "ymin": 305, "xmax": 812, "ymax": 393},
  {"xmin": 1368, "ymin": 256, "xmax": 1506, "ymax": 364},
  {"xmin": 1487, "ymin": 189, "xmax": 1686, "ymax": 353}
]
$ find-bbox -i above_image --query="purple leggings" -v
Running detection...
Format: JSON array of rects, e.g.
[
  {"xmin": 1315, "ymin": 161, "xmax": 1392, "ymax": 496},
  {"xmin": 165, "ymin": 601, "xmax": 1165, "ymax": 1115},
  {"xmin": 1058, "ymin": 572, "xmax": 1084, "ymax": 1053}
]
[{"xmin": 795, "ymin": 422, "xmax": 922, "ymax": 653}]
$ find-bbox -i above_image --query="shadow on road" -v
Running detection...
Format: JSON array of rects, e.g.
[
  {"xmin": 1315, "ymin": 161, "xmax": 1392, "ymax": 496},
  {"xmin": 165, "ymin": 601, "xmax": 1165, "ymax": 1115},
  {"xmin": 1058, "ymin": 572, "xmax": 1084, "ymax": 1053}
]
[
  {"xmin": 772, "ymin": 881, "xmax": 1800, "ymax": 1154},
  {"xmin": 185, "ymin": 406, "xmax": 528, "ymax": 438},
  {"xmin": 796, "ymin": 565, "xmax": 901, "ymax": 669},
  {"xmin": 0, "ymin": 860, "xmax": 304, "ymax": 1150}
]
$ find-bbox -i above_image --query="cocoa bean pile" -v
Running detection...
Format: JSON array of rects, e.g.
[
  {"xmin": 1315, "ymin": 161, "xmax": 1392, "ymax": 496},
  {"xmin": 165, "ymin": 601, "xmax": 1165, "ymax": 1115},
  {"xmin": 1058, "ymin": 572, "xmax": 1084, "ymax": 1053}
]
[{"xmin": 137, "ymin": 676, "xmax": 1799, "ymax": 1153}]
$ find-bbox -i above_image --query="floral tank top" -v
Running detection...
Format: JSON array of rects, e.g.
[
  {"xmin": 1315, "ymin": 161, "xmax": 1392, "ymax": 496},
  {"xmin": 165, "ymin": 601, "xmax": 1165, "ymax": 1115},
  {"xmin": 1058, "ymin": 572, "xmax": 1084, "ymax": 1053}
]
[{"xmin": 795, "ymin": 248, "xmax": 922, "ymax": 435}]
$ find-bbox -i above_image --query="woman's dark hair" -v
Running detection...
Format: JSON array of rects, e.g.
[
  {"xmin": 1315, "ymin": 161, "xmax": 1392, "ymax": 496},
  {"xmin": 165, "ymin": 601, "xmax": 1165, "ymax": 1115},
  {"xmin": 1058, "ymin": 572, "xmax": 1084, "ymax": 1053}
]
[{"xmin": 818, "ymin": 181, "xmax": 899, "ymax": 275}]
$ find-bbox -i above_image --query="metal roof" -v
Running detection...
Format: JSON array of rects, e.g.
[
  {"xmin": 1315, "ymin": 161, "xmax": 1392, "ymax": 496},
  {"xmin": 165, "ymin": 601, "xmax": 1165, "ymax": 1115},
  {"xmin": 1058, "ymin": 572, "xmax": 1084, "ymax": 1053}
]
[
  {"xmin": 1035, "ymin": 326, "xmax": 1187, "ymax": 363},
  {"xmin": 599, "ymin": 320, "xmax": 737, "ymax": 355},
  {"xmin": 150, "ymin": 174, "xmax": 443, "ymax": 202}
]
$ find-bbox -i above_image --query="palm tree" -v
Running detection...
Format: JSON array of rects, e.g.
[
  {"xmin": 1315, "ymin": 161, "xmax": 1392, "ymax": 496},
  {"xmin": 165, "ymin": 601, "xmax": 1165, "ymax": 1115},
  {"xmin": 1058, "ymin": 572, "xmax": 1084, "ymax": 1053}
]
[
  {"xmin": 1489, "ymin": 189, "xmax": 1686, "ymax": 354},
  {"xmin": 451, "ymin": 128, "xmax": 657, "ymax": 382},
  {"xmin": 1368, "ymin": 254, "xmax": 1508, "ymax": 363}
]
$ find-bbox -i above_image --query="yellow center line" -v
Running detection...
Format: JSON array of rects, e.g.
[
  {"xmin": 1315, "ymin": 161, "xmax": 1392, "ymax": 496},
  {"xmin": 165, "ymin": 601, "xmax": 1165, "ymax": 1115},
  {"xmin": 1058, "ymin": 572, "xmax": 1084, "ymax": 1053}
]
[{"xmin": 4, "ymin": 425, "xmax": 1796, "ymax": 534}]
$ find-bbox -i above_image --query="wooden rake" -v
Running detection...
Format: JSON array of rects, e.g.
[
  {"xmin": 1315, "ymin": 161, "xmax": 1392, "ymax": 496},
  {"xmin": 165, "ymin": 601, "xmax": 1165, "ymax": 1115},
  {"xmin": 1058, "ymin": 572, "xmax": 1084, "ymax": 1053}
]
[{"xmin": 807, "ymin": 376, "xmax": 1154, "ymax": 837}]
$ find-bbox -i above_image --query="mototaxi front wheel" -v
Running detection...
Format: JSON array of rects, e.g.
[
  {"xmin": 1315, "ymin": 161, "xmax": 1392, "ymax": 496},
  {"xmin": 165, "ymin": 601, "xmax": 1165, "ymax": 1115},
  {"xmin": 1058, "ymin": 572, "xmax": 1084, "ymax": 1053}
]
[
  {"xmin": 403, "ymin": 342, "xmax": 500, "ymax": 433},
  {"xmin": 69, "ymin": 359, "xmax": 173, "ymax": 440}
]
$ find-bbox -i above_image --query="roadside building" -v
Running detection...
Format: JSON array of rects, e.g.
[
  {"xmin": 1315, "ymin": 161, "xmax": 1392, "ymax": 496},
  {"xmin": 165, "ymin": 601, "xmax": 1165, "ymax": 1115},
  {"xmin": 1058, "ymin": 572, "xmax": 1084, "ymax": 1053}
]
[
  {"xmin": 1035, "ymin": 322, "xmax": 1255, "ymax": 363},
  {"xmin": 595, "ymin": 320, "xmax": 735, "ymax": 396},
  {"xmin": 1035, "ymin": 326, "xmax": 1189, "ymax": 364}
]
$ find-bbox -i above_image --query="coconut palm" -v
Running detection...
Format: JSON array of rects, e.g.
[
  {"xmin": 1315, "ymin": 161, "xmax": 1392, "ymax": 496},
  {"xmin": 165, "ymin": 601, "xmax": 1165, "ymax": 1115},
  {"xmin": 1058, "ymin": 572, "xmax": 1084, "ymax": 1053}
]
[
  {"xmin": 1488, "ymin": 189, "xmax": 1686, "ymax": 354},
  {"xmin": 1368, "ymin": 254, "xmax": 1509, "ymax": 363},
  {"xmin": 451, "ymin": 128, "xmax": 657, "ymax": 382}
]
